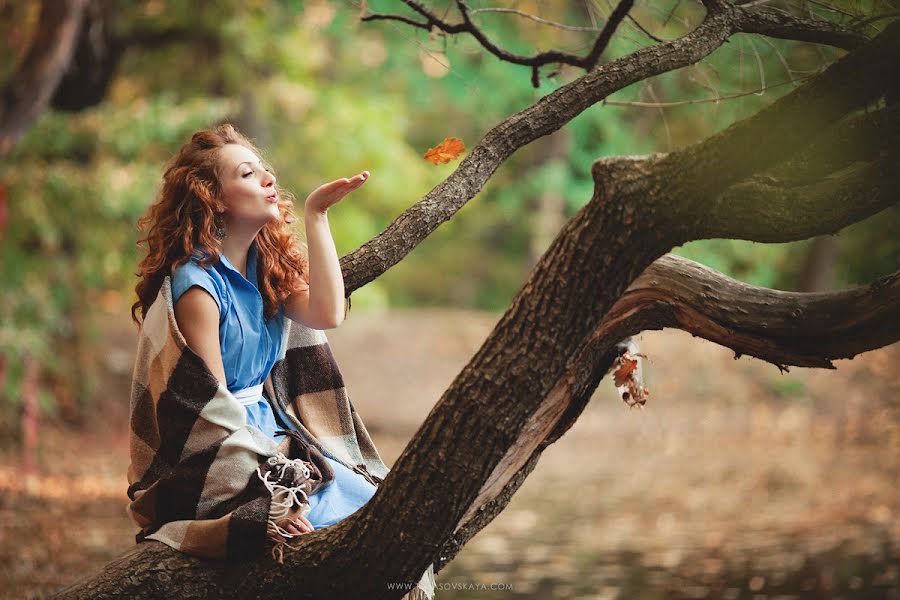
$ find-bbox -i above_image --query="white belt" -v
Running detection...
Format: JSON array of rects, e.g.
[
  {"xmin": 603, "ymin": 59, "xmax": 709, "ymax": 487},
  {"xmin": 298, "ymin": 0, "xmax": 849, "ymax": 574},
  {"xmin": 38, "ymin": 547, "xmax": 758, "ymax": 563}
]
[{"xmin": 231, "ymin": 383, "xmax": 265, "ymax": 406}]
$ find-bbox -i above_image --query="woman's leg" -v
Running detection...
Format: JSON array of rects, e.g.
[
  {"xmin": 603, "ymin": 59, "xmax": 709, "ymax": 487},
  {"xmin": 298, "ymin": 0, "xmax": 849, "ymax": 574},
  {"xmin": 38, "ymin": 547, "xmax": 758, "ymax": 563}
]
[{"xmin": 305, "ymin": 456, "xmax": 377, "ymax": 529}]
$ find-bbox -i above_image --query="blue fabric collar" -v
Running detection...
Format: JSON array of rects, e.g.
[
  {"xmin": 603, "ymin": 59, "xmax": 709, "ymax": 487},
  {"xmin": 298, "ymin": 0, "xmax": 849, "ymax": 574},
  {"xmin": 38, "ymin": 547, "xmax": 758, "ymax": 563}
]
[{"xmin": 217, "ymin": 241, "xmax": 259, "ymax": 289}]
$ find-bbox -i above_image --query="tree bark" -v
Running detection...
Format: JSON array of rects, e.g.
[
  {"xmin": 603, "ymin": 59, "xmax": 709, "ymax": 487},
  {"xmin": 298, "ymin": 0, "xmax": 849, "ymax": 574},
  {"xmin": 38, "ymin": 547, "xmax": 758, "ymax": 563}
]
[
  {"xmin": 0, "ymin": 0, "xmax": 88, "ymax": 158},
  {"xmin": 605, "ymin": 255, "xmax": 900, "ymax": 370}
]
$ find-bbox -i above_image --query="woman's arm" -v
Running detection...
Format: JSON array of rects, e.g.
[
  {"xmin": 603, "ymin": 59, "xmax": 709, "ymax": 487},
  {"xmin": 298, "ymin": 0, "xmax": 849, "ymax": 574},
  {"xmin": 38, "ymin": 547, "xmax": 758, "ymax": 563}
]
[
  {"xmin": 174, "ymin": 287, "xmax": 227, "ymax": 385},
  {"xmin": 283, "ymin": 171, "xmax": 369, "ymax": 330},
  {"xmin": 283, "ymin": 209, "xmax": 346, "ymax": 330}
]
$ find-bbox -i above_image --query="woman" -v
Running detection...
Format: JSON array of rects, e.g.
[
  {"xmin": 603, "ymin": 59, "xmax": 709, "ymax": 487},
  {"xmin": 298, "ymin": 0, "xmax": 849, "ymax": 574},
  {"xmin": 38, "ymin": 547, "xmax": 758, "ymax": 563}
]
[
  {"xmin": 131, "ymin": 124, "xmax": 376, "ymax": 538},
  {"xmin": 129, "ymin": 125, "xmax": 435, "ymax": 598}
]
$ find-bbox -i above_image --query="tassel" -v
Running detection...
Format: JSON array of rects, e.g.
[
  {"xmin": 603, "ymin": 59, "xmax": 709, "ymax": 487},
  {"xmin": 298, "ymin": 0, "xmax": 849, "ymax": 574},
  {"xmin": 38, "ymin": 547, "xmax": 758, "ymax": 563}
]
[
  {"xmin": 257, "ymin": 451, "xmax": 316, "ymax": 559},
  {"xmin": 266, "ymin": 522, "xmax": 302, "ymax": 564}
]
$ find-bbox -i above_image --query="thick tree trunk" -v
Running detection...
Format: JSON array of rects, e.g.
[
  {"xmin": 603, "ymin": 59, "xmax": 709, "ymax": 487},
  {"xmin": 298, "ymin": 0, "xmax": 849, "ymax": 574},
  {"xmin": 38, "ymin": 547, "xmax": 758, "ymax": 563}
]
[{"xmin": 0, "ymin": 0, "xmax": 88, "ymax": 158}]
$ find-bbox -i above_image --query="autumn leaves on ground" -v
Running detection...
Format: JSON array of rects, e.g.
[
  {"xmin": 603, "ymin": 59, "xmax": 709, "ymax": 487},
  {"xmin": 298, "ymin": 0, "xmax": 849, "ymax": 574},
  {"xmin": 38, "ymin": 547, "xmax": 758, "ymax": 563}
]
[{"xmin": 1, "ymin": 309, "xmax": 897, "ymax": 599}]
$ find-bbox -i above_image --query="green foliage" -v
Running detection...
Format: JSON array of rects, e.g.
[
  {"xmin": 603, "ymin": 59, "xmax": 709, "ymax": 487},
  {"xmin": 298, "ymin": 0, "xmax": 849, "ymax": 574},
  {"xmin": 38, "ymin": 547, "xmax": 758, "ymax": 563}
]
[
  {"xmin": 672, "ymin": 239, "xmax": 798, "ymax": 289},
  {"xmin": 1, "ymin": 94, "xmax": 236, "ymax": 424},
  {"xmin": 766, "ymin": 376, "xmax": 807, "ymax": 401},
  {"xmin": 835, "ymin": 206, "xmax": 899, "ymax": 287}
]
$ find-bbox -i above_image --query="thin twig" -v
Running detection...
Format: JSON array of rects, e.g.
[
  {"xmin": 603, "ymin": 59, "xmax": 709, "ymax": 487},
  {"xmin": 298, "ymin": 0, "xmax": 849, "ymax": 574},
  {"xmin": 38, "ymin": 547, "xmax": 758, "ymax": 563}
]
[
  {"xmin": 747, "ymin": 34, "xmax": 767, "ymax": 96},
  {"xmin": 643, "ymin": 80, "xmax": 672, "ymax": 150},
  {"xmin": 601, "ymin": 72, "xmax": 817, "ymax": 108},
  {"xmin": 362, "ymin": 0, "xmax": 636, "ymax": 87},
  {"xmin": 467, "ymin": 7, "xmax": 603, "ymax": 32}
]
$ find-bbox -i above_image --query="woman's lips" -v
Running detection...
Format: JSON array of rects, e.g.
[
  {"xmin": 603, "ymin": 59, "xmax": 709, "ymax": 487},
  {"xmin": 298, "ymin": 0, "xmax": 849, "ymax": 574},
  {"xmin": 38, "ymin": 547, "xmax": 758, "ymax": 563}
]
[{"xmin": 266, "ymin": 194, "xmax": 278, "ymax": 203}]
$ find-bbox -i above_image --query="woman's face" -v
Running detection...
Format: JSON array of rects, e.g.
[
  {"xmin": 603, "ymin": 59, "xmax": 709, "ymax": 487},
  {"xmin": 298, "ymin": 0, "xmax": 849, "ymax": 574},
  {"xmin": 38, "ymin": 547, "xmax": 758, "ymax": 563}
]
[{"xmin": 216, "ymin": 143, "xmax": 281, "ymax": 231}]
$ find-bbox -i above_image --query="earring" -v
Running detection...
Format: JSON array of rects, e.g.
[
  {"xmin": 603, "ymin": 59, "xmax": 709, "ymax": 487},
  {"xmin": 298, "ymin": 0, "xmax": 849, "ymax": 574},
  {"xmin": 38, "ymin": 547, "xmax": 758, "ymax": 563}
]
[{"xmin": 214, "ymin": 213, "xmax": 227, "ymax": 240}]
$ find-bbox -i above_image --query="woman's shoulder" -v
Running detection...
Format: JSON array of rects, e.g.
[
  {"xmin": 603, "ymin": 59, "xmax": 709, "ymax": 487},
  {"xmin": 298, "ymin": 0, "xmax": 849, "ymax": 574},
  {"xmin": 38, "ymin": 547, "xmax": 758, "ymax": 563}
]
[{"xmin": 170, "ymin": 253, "xmax": 229, "ymax": 313}]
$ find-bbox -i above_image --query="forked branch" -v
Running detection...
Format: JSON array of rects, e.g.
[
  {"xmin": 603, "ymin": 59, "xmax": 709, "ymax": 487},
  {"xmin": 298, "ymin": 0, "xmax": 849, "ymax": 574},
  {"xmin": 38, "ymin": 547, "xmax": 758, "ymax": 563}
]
[
  {"xmin": 439, "ymin": 254, "xmax": 900, "ymax": 567},
  {"xmin": 607, "ymin": 254, "xmax": 900, "ymax": 369},
  {"xmin": 735, "ymin": 3, "xmax": 869, "ymax": 49},
  {"xmin": 363, "ymin": 0, "xmax": 636, "ymax": 87}
]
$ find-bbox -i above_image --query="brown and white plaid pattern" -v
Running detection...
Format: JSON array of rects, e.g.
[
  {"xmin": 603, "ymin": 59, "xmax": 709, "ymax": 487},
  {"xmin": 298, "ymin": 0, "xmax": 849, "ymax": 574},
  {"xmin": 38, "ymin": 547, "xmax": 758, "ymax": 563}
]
[{"xmin": 127, "ymin": 276, "xmax": 435, "ymax": 597}]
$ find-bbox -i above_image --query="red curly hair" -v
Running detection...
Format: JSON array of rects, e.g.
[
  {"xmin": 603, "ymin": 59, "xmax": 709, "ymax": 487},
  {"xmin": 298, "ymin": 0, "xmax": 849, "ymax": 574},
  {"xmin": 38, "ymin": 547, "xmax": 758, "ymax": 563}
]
[{"xmin": 131, "ymin": 123, "xmax": 309, "ymax": 325}]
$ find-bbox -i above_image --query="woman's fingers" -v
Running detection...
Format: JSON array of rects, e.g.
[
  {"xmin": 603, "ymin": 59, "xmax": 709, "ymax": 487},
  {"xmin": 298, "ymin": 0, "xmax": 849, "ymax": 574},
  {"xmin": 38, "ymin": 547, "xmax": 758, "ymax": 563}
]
[
  {"xmin": 296, "ymin": 514, "xmax": 315, "ymax": 531},
  {"xmin": 324, "ymin": 175, "xmax": 367, "ymax": 204},
  {"xmin": 337, "ymin": 175, "xmax": 367, "ymax": 191},
  {"xmin": 333, "ymin": 172, "xmax": 368, "ymax": 187},
  {"xmin": 283, "ymin": 517, "xmax": 314, "ymax": 535},
  {"xmin": 344, "ymin": 172, "xmax": 369, "ymax": 185},
  {"xmin": 285, "ymin": 521, "xmax": 299, "ymax": 534},
  {"xmin": 307, "ymin": 172, "xmax": 369, "ymax": 212}
]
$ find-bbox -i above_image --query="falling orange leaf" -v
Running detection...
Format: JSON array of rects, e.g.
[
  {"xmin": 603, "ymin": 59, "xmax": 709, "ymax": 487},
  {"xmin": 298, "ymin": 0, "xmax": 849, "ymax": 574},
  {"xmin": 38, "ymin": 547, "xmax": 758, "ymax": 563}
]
[{"xmin": 424, "ymin": 137, "xmax": 465, "ymax": 165}]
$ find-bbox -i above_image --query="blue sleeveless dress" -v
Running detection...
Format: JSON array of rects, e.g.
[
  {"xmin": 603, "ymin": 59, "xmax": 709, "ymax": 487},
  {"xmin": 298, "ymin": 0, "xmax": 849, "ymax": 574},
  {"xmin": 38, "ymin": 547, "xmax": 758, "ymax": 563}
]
[{"xmin": 171, "ymin": 241, "xmax": 376, "ymax": 528}]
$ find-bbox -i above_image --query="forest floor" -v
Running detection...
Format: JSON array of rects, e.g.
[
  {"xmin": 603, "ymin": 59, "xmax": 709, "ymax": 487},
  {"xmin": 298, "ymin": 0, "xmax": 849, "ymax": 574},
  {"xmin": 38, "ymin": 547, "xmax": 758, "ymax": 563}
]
[{"xmin": 1, "ymin": 308, "xmax": 898, "ymax": 599}]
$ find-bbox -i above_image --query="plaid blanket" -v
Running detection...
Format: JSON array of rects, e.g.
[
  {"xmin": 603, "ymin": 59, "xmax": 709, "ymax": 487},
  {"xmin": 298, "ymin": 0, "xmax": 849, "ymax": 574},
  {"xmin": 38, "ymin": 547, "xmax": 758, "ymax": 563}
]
[{"xmin": 126, "ymin": 276, "xmax": 435, "ymax": 598}]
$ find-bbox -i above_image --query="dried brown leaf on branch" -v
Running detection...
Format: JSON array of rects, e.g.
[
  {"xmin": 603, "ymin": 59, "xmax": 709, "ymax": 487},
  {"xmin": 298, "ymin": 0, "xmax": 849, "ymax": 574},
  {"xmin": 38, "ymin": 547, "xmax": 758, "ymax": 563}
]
[{"xmin": 611, "ymin": 352, "xmax": 650, "ymax": 408}]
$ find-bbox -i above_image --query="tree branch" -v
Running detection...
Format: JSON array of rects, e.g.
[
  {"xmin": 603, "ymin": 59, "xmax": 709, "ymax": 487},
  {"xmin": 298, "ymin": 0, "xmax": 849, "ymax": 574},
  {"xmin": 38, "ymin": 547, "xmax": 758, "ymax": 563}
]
[
  {"xmin": 610, "ymin": 254, "xmax": 900, "ymax": 369},
  {"xmin": 362, "ymin": 1, "xmax": 864, "ymax": 87},
  {"xmin": 363, "ymin": 0, "xmax": 636, "ymax": 87},
  {"xmin": 649, "ymin": 19, "xmax": 900, "ymax": 239},
  {"xmin": 765, "ymin": 101, "xmax": 900, "ymax": 184},
  {"xmin": 692, "ymin": 102, "xmax": 900, "ymax": 242},
  {"xmin": 735, "ymin": 3, "xmax": 869, "ymax": 49},
  {"xmin": 0, "ymin": 0, "xmax": 88, "ymax": 158},
  {"xmin": 347, "ymin": 4, "xmax": 888, "ymax": 295},
  {"xmin": 438, "ymin": 254, "xmax": 900, "ymax": 567},
  {"xmin": 344, "ymin": 4, "xmax": 743, "ymax": 294},
  {"xmin": 581, "ymin": 0, "xmax": 637, "ymax": 71},
  {"xmin": 699, "ymin": 150, "xmax": 898, "ymax": 242}
]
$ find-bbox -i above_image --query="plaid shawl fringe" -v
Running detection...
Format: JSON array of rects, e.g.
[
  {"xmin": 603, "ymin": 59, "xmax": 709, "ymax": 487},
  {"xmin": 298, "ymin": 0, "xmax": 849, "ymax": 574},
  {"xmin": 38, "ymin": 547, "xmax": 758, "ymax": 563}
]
[{"xmin": 126, "ymin": 277, "xmax": 435, "ymax": 598}]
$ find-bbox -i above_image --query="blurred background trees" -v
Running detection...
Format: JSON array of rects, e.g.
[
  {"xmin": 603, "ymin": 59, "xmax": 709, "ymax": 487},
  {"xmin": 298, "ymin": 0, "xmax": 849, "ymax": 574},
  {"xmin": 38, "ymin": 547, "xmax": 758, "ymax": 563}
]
[{"xmin": 0, "ymin": 0, "xmax": 896, "ymax": 441}]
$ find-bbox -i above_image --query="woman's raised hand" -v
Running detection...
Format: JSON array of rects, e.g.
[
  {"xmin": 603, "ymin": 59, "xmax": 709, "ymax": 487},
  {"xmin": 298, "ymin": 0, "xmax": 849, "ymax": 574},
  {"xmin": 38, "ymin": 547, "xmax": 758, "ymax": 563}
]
[{"xmin": 304, "ymin": 171, "xmax": 369, "ymax": 215}]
